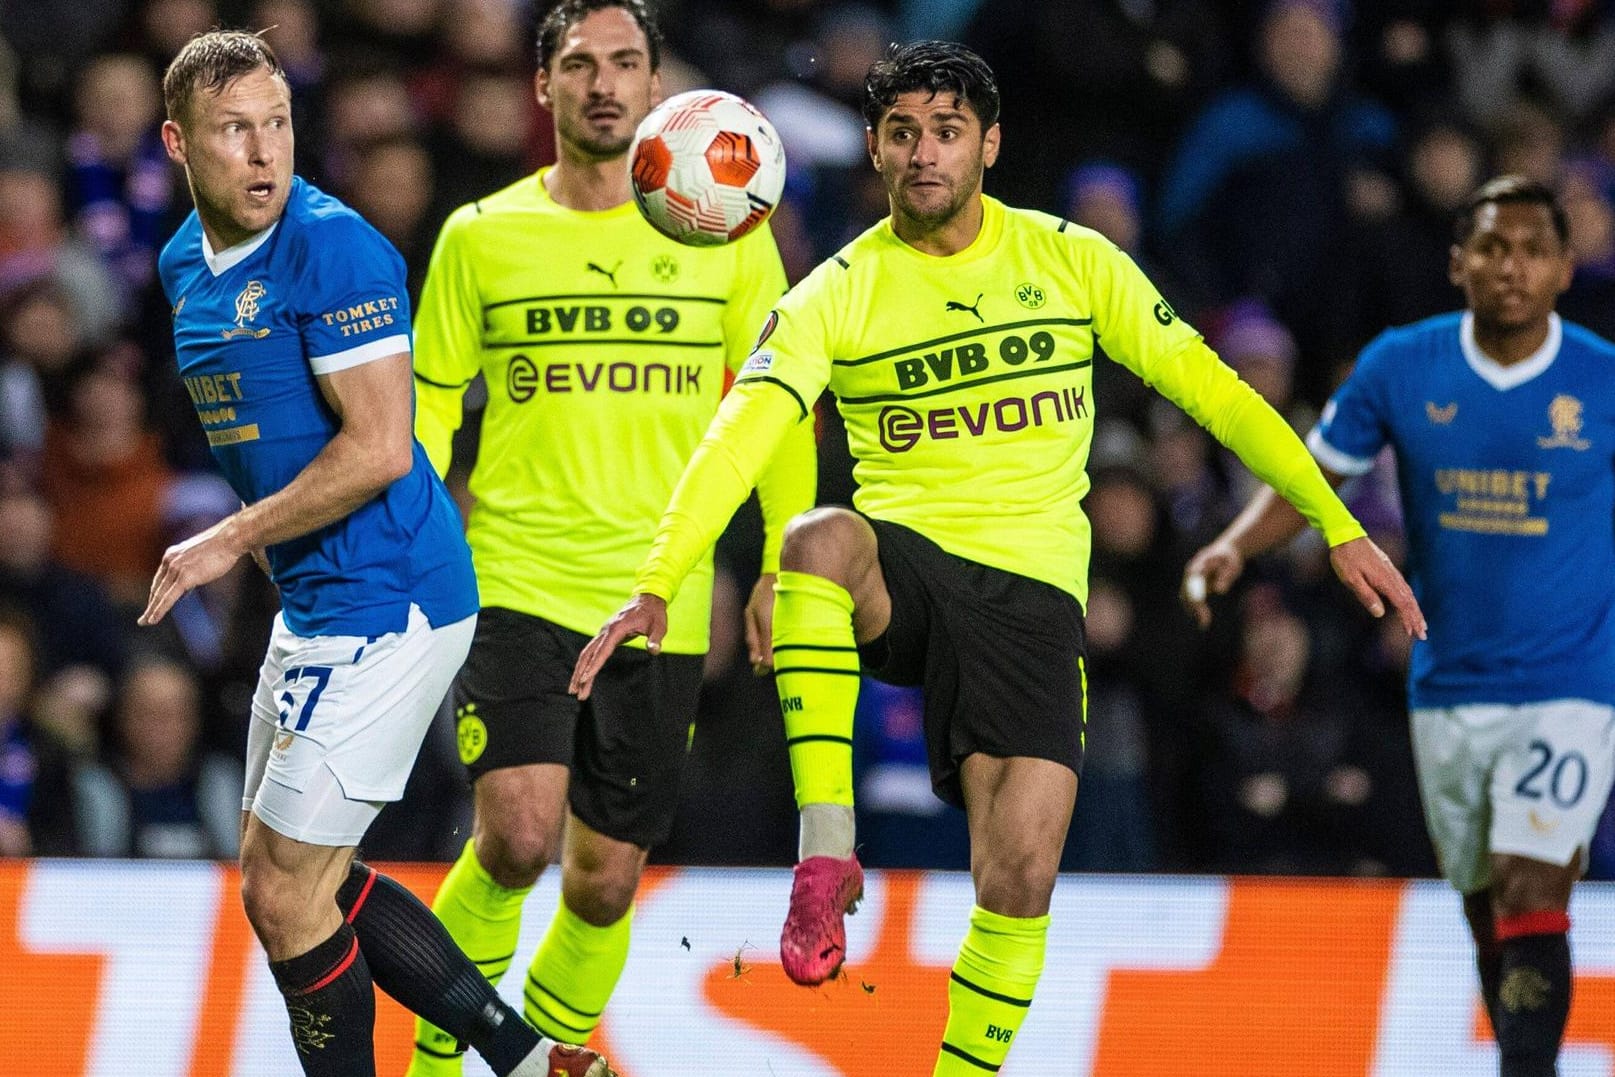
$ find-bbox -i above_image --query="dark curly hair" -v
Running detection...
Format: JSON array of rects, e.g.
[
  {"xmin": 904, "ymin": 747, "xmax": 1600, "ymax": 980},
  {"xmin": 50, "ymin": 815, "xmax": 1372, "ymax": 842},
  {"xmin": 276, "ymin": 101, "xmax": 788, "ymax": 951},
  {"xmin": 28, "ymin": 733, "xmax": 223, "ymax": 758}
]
[{"xmin": 861, "ymin": 40, "xmax": 1000, "ymax": 132}]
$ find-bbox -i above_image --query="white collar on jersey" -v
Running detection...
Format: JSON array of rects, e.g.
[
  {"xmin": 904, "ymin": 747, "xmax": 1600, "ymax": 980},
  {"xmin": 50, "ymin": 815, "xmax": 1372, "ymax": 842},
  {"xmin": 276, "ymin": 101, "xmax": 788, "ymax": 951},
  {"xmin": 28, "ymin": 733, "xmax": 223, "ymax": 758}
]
[
  {"xmin": 201, "ymin": 221, "xmax": 279, "ymax": 277},
  {"xmin": 1460, "ymin": 310, "xmax": 1562, "ymax": 391}
]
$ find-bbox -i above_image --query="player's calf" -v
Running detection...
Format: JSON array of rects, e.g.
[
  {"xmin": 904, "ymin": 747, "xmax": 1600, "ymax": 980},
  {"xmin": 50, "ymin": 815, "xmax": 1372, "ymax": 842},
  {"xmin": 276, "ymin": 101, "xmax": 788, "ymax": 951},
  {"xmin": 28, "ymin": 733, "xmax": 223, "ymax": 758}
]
[{"xmin": 338, "ymin": 862, "xmax": 610, "ymax": 1077}]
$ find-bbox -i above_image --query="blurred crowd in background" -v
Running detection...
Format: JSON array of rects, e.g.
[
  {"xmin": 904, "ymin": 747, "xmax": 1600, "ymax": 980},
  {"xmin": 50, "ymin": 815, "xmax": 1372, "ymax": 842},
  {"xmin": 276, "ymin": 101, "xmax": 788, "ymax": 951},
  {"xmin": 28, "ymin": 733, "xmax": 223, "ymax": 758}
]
[{"xmin": 3, "ymin": 0, "xmax": 1615, "ymax": 879}]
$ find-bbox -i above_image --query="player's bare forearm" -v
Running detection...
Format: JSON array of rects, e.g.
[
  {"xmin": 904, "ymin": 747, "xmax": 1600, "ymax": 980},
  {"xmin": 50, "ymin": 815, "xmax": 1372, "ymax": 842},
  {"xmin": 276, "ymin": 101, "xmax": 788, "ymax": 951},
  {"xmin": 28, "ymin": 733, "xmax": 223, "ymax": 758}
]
[
  {"xmin": 1181, "ymin": 475, "xmax": 1337, "ymax": 629},
  {"xmin": 226, "ymin": 429, "xmax": 405, "ymax": 552}
]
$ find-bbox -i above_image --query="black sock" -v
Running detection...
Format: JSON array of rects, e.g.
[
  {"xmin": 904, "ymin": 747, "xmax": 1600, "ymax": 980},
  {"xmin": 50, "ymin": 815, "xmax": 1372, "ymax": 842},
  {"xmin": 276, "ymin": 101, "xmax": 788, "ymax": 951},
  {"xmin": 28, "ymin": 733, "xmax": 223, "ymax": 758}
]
[
  {"xmin": 1496, "ymin": 928, "xmax": 1571, "ymax": 1077},
  {"xmin": 1463, "ymin": 891, "xmax": 1503, "ymax": 1035},
  {"xmin": 267, "ymin": 921, "xmax": 377, "ymax": 1077},
  {"xmin": 337, "ymin": 862, "xmax": 542, "ymax": 1076}
]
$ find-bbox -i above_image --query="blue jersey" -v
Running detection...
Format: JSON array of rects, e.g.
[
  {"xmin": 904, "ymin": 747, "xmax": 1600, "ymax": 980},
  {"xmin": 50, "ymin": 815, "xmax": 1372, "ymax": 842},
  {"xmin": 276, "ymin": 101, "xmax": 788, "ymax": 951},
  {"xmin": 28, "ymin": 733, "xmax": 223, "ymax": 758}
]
[
  {"xmin": 158, "ymin": 177, "xmax": 476, "ymax": 637},
  {"xmin": 1310, "ymin": 312, "xmax": 1615, "ymax": 708}
]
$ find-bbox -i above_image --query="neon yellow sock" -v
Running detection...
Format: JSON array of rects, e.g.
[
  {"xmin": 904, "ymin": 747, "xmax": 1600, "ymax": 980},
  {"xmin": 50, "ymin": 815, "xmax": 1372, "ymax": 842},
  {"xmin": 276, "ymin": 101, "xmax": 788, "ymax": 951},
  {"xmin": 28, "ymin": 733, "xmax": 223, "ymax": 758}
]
[
  {"xmin": 406, "ymin": 839, "xmax": 531, "ymax": 1077},
  {"xmin": 522, "ymin": 897, "xmax": 631, "ymax": 1043},
  {"xmin": 772, "ymin": 570, "xmax": 861, "ymax": 809},
  {"xmin": 934, "ymin": 906, "xmax": 1048, "ymax": 1075}
]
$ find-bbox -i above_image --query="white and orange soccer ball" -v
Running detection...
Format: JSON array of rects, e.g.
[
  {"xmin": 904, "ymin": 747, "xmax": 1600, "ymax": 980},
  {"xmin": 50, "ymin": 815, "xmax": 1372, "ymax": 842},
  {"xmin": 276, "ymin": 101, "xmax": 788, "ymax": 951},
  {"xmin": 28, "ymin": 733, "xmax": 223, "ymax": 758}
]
[{"xmin": 629, "ymin": 89, "xmax": 786, "ymax": 247}]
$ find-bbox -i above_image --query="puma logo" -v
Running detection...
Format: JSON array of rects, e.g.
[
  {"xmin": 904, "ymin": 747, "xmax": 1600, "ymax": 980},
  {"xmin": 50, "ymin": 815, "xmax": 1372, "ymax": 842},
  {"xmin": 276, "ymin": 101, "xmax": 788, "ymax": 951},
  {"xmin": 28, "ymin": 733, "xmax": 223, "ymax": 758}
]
[
  {"xmin": 586, "ymin": 260, "xmax": 621, "ymax": 288},
  {"xmin": 946, "ymin": 293, "xmax": 984, "ymax": 322}
]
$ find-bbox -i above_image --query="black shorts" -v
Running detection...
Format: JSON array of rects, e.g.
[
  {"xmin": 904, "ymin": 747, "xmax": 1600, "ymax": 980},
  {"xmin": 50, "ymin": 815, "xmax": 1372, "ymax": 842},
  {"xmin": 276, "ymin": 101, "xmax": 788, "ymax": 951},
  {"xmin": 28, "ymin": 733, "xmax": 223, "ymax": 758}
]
[
  {"xmin": 859, "ymin": 518, "xmax": 1087, "ymax": 808},
  {"xmin": 452, "ymin": 607, "xmax": 704, "ymax": 848}
]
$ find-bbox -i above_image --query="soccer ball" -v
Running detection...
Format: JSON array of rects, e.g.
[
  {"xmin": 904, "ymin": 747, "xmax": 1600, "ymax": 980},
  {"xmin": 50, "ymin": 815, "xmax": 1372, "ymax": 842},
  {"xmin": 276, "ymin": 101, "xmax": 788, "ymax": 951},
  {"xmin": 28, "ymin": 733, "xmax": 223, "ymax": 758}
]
[{"xmin": 630, "ymin": 89, "xmax": 786, "ymax": 247}]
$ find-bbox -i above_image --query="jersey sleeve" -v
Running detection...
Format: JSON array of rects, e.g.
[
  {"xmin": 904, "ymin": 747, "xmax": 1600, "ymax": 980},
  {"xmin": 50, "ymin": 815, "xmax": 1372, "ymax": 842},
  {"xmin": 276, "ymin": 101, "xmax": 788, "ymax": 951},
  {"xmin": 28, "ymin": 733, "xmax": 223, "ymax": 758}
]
[
  {"xmin": 730, "ymin": 257, "xmax": 841, "ymax": 419},
  {"xmin": 1307, "ymin": 332, "xmax": 1394, "ymax": 477},
  {"xmin": 410, "ymin": 206, "xmax": 484, "ymax": 477},
  {"xmin": 1078, "ymin": 238, "xmax": 1364, "ymax": 546},
  {"xmin": 634, "ymin": 260, "xmax": 843, "ymax": 601},
  {"xmin": 723, "ymin": 225, "xmax": 815, "ymax": 572},
  {"xmin": 634, "ymin": 381, "xmax": 808, "ymax": 601},
  {"xmin": 721, "ymin": 224, "xmax": 789, "ymax": 374},
  {"xmin": 298, "ymin": 214, "xmax": 412, "ymax": 375}
]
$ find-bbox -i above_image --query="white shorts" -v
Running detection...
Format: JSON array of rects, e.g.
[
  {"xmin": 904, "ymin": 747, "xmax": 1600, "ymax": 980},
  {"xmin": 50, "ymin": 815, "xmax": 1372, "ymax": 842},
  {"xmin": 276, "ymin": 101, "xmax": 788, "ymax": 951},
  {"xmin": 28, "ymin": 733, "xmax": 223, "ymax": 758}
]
[
  {"xmin": 243, "ymin": 605, "xmax": 475, "ymax": 847},
  {"xmin": 1411, "ymin": 698, "xmax": 1615, "ymax": 894}
]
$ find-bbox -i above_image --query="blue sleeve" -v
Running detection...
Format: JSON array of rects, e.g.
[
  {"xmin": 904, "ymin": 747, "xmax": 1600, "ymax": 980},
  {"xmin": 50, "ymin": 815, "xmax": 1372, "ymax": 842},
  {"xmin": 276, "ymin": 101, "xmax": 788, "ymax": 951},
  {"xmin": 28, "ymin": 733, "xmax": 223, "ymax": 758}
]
[
  {"xmin": 296, "ymin": 214, "xmax": 413, "ymax": 374},
  {"xmin": 1309, "ymin": 332, "xmax": 1394, "ymax": 475}
]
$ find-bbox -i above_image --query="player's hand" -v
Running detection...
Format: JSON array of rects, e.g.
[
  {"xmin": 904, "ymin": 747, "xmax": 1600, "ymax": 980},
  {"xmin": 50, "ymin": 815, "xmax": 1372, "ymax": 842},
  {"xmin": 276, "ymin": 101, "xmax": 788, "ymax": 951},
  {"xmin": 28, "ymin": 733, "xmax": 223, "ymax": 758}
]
[
  {"xmin": 138, "ymin": 518, "xmax": 247, "ymax": 627},
  {"xmin": 570, "ymin": 593, "xmax": 669, "ymax": 700},
  {"xmin": 744, "ymin": 572, "xmax": 777, "ymax": 675},
  {"xmin": 1180, "ymin": 539, "xmax": 1245, "ymax": 629},
  {"xmin": 1328, "ymin": 536, "xmax": 1427, "ymax": 640}
]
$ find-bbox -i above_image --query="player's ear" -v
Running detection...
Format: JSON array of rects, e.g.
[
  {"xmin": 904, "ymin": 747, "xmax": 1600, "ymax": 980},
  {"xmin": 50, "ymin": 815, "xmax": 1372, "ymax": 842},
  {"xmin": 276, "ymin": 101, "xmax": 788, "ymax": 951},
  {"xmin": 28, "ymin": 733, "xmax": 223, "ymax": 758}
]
[
  {"xmin": 982, "ymin": 122, "xmax": 1001, "ymax": 169},
  {"xmin": 649, "ymin": 67, "xmax": 663, "ymax": 109},
  {"xmin": 866, "ymin": 126, "xmax": 880, "ymax": 171},
  {"xmin": 534, "ymin": 67, "xmax": 552, "ymax": 111},
  {"xmin": 160, "ymin": 119, "xmax": 187, "ymax": 166},
  {"xmin": 1447, "ymin": 244, "xmax": 1465, "ymax": 289}
]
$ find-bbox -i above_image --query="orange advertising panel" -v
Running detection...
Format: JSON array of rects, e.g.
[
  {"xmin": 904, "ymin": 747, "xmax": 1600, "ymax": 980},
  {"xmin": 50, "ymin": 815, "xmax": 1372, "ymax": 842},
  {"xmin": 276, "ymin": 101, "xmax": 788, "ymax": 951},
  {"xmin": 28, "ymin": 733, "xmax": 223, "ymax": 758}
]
[{"xmin": 3, "ymin": 862, "xmax": 1613, "ymax": 1075}]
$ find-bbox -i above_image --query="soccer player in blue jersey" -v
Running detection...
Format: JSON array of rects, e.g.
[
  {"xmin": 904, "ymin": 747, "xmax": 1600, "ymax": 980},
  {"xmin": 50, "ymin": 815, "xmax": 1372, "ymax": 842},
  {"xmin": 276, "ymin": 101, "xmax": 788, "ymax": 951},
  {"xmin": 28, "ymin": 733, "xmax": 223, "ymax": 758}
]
[
  {"xmin": 142, "ymin": 30, "xmax": 613, "ymax": 1077},
  {"xmin": 1184, "ymin": 175, "xmax": 1615, "ymax": 1077}
]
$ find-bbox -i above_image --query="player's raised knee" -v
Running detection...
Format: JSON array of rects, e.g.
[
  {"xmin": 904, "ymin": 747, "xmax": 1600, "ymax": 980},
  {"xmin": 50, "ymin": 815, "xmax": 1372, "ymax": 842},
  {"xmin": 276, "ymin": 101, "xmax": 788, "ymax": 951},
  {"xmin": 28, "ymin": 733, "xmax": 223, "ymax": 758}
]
[{"xmin": 780, "ymin": 507, "xmax": 876, "ymax": 584}]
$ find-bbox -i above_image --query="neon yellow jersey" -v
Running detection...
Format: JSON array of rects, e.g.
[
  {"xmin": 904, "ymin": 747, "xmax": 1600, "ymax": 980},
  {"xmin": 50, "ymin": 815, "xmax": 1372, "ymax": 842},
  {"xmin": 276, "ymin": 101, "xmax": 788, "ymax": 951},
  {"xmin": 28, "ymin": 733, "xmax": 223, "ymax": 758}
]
[
  {"xmin": 413, "ymin": 169, "xmax": 807, "ymax": 653},
  {"xmin": 636, "ymin": 196, "xmax": 1360, "ymax": 607}
]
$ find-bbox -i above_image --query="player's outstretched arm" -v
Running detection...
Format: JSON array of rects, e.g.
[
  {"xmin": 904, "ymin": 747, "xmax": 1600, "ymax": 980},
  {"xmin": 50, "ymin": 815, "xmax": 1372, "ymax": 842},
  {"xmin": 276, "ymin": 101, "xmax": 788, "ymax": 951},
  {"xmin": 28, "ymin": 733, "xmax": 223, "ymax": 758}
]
[
  {"xmin": 1180, "ymin": 484, "xmax": 1308, "ymax": 628},
  {"xmin": 570, "ymin": 594, "xmax": 668, "ymax": 700},
  {"xmin": 139, "ymin": 352, "xmax": 415, "ymax": 626}
]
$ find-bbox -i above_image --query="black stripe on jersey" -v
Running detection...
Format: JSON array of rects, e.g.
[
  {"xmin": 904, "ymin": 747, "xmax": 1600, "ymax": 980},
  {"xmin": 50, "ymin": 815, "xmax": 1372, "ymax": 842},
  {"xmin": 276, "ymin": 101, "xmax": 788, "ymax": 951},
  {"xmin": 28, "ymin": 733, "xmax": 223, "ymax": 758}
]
[
  {"xmin": 838, "ymin": 359, "xmax": 1092, "ymax": 405},
  {"xmin": 483, "ymin": 338, "xmax": 723, "ymax": 348},
  {"xmin": 831, "ymin": 255, "xmax": 850, "ymax": 269},
  {"xmin": 736, "ymin": 375, "xmax": 809, "ymax": 419},
  {"xmin": 482, "ymin": 292, "xmax": 727, "ymax": 312},
  {"xmin": 413, "ymin": 371, "xmax": 475, "ymax": 389},
  {"xmin": 835, "ymin": 318, "xmax": 1093, "ymax": 367},
  {"xmin": 1058, "ymin": 218, "xmax": 1071, "ymax": 233}
]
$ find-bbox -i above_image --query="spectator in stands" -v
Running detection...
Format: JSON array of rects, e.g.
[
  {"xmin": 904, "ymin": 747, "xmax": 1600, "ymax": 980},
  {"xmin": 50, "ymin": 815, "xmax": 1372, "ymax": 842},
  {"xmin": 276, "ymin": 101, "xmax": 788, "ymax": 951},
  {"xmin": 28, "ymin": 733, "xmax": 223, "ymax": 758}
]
[
  {"xmin": 0, "ymin": 166, "xmax": 121, "ymax": 346},
  {"xmin": 1157, "ymin": 0, "xmax": 1398, "ymax": 379},
  {"xmin": 1556, "ymin": 156, "xmax": 1615, "ymax": 341},
  {"xmin": 966, "ymin": 0, "xmax": 1230, "ymax": 209},
  {"xmin": 66, "ymin": 53, "xmax": 175, "ymax": 313},
  {"xmin": 0, "ymin": 610, "xmax": 79, "ymax": 855},
  {"xmin": 0, "ymin": 487, "xmax": 127, "ymax": 681},
  {"xmin": 1342, "ymin": 114, "xmax": 1485, "ymax": 347},
  {"xmin": 343, "ymin": 134, "xmax": 437, "ymax": 298},
  {"xmin": 1195, "ymin": 585, "xmax": 1387, "ymax": 874},
  {"xmin": 39, "ymin": 351, "xmax": 175, "ymax": 609},
  {"xmin": 75, "ymin": 656, "xmax": 240, "ymax": 858}
]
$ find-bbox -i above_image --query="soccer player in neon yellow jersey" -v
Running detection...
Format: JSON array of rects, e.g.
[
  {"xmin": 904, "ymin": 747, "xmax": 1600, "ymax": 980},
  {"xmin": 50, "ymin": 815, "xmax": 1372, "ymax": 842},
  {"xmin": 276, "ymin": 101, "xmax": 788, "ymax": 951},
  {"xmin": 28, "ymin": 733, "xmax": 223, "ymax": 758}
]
[
  {"xmin": 405, "ymin": 2, "xmax": 814, "ymax": 1072},
  {"xmin": 573, "ymin": 39, "xmax": 1427, "ymax": 1073}
]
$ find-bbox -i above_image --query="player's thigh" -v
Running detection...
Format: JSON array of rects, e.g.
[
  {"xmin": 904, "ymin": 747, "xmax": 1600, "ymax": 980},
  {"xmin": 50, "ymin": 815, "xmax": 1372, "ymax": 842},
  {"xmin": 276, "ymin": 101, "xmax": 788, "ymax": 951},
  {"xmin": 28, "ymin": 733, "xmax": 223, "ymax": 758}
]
[
  {"xmin": 453, "ymin": 608, "xmax": 583, "ymax": 782},
  {"xmin": 1411, "ymin": 705, "xmax": 1497, "ymax": 893},
  {"xmin": 934, "ymin": 556, "xmax": 1087, "ymax": 810},
  {"xmin": 249, "ymin": 606, "xmax": 474, "ymax": 847},
  {"xmin": 1489, "ymin": 698, "xmax": 1615, "ymax": 874},
  {"xmin": 570, "ymin": 645, "xmax": 704, "ymax": 850}
]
